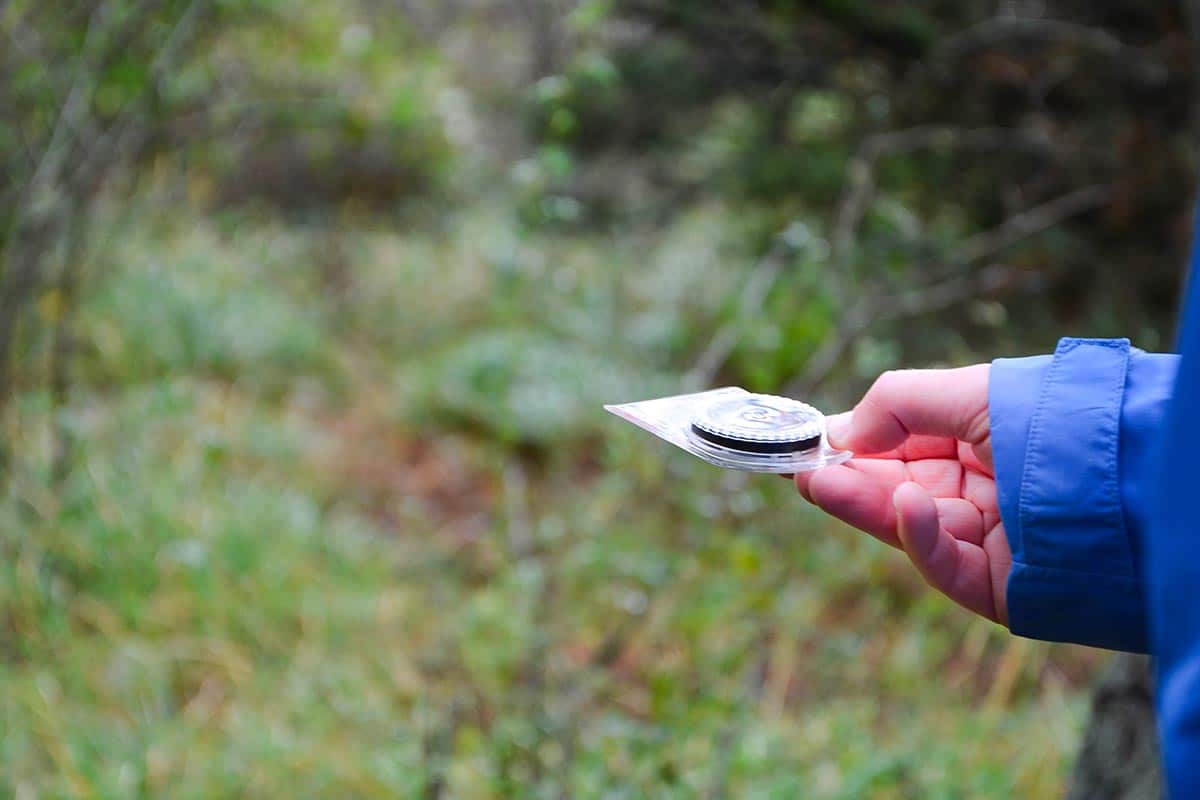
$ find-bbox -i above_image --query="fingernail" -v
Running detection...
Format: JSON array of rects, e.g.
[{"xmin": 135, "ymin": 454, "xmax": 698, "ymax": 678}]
[{"xmin": 825, "ymin": 412, "xmax": 852, "ymax": 449}]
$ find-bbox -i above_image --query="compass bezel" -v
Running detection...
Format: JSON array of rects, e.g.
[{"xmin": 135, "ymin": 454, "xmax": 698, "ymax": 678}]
[{"xmin": 688, "ymin": 394, "xmax": 824, "ymax": 456}]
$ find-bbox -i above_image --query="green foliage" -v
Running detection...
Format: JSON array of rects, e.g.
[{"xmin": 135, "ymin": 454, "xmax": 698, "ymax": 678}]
[
  {"xmin": 0, "ymin": 0, "xmax": 230, "ymax": 419},
  {"xmin": 545, "ymin": 0, "xmax": 1193, "ymax": 370},
  {"xmin": 198, "ymin": 5, "xmax": 455, "ymax": 213},
  {"xmin": 1, "ymin": 185, "xmax": 1091, "ymax": 796},
  {"xmin": 78, "ymin": 222, "xmax": 337, "ymax": 392},
  {"xmin": 3, "ymin": 0, "xmax": 1174, "ymax": 795},
  {"xmin": 416, "ymin": 328, "xmax": 662, "ymax": 447}
]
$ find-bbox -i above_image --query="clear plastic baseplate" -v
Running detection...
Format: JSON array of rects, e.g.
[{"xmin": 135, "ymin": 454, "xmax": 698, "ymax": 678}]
[{"xmin": 605, "ymin": 387, "xmax": 852, "ymax": 474}]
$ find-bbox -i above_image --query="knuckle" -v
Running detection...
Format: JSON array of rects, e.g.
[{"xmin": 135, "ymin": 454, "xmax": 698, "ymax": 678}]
[
  {"xmin": 964, "ymin": 403, "xmax": 991, "ymax": 443},
  {"xmin": 869, "ymin": 369, "xmax": 905, "ymax": 399}
]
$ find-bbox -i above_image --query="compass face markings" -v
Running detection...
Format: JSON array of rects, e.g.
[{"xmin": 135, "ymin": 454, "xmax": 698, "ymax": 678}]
[{"xmin": 689, "ymin": 394, "xmax": 823, "ymax": 456}]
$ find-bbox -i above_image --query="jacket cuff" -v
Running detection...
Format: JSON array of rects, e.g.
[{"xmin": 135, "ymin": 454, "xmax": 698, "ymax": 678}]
[{"xmin": 991, "ymin": 338, "xmax": 1148, "ymax": 652}]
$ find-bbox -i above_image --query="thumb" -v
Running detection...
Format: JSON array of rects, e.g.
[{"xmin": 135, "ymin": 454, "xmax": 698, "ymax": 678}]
[{"xmin": 827, "ymin": 365, "xmax": 991, "ymax": 454}]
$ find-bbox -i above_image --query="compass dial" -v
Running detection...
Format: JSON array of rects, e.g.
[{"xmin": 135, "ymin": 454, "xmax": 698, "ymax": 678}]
[{"xmin": 689, "ymin": 394, "xmax": 823, "ymax": 455}]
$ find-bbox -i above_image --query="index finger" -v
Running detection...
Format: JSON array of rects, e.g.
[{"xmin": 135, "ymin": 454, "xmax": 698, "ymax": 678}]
[
  {"xmin": 827, "ymin": 365, "xmax": 991, "ymax": 455},
  {"xmin": 821, "ymin": 424, "xmax": 959, "ymax": 462}
]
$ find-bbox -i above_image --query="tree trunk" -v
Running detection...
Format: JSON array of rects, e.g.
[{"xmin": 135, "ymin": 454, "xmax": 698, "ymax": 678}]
[{"xmin": 1067, "ymin": 654, "xmax": 1162, "ymax": 800}]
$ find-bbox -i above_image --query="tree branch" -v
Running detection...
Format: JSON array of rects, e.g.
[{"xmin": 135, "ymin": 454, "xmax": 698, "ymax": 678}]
[
  {"xmin": 687, "ymin": 223, "xmax": 812, "ymax": 387},
  {"xmin": 831, "ymin": 125, "xmax": 1056, "ymax": 267},
  {"xmin": 947, "ymin": 184, "xmax": 1110, "ymax": 267},
  {"xmin": 0, "ymin": 0, "xmax": 211, "ymax": 483},
  {"xmin": 786, "ymin": 185, "xmax": 1111, "ymax": 396},
  {"xmin": 785, "ymin": 265, "xmax": 1030, "ymax": 399},
  {"xmin": 933, "ymin": 16, "xmax": 1167, "ymax": 85}
]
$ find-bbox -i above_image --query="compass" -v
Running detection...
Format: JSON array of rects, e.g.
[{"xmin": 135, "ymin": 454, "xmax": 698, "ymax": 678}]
[{"xmin": 688, "ymin": 394, "xmax": 823, "ymax": 456}]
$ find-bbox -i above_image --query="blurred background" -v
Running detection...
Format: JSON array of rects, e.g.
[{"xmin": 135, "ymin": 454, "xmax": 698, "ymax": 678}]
[{"xmin": 0, "ymin": 1, "xmax": 1193, "ymax": 796}]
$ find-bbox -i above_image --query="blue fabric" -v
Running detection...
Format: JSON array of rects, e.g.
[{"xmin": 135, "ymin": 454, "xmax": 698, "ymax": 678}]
[
  {"xmin": 962, "ymin": 206, "xmax": 1200, "ymax": 795},
  {"xmin": 990, "ymin": 339, "xmax": 1177, "ymax": 652},
  {"xmin": 920, "ymin": 212, "xmax": 1200, "ymax": 794},
  {"xmin": 988, "ymin": 301, "xmax": 1197, "ymax": 790},
  {"xmin": 1149, "ymin": 221, "xmax": 1200, "ymax": 798}
]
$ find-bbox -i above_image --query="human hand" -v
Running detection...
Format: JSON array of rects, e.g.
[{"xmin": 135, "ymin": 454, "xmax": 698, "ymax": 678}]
[{"xmin": 795, "ymin": 366, "xmax": 1011, "ymax": 625}]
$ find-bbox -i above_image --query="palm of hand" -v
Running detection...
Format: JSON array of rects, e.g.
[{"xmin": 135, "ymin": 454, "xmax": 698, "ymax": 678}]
[
  {"xmin": 795, "ymin": 367, "xmax": 1012, "ymax": 625},
  {"xmin": 798, "ymin": 437, "xmax": 1009, "ymax": 624}
]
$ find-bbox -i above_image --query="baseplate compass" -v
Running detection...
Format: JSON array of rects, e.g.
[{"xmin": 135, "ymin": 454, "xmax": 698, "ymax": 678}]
[{"xmin": 605, "ymin": 388, "xmax": 851, "ymax": 473}]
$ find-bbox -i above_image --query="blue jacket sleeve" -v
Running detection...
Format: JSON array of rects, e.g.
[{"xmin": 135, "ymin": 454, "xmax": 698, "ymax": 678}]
[
  {"xmin": 1150, "ymin": 261, "xmax": 1200, "ymax": 798},
  {"xmin": 990, "ymin": 338, "xmax": 1178, "ymax": 653}
]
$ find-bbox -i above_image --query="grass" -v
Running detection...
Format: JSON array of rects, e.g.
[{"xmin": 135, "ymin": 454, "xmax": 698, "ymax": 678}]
[{"xmin": 0, "ymin": 192, "xmax": 1102, "ymax": 798}]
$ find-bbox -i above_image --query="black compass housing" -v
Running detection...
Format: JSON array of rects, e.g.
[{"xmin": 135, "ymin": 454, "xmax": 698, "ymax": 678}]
[
  {"xmin": 688, "ymin": 393, "xmax": 824, "ymax": 457},
  {"xmin": 689, "ymin": 423, "xmax": 821, "ymax": 454}
]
